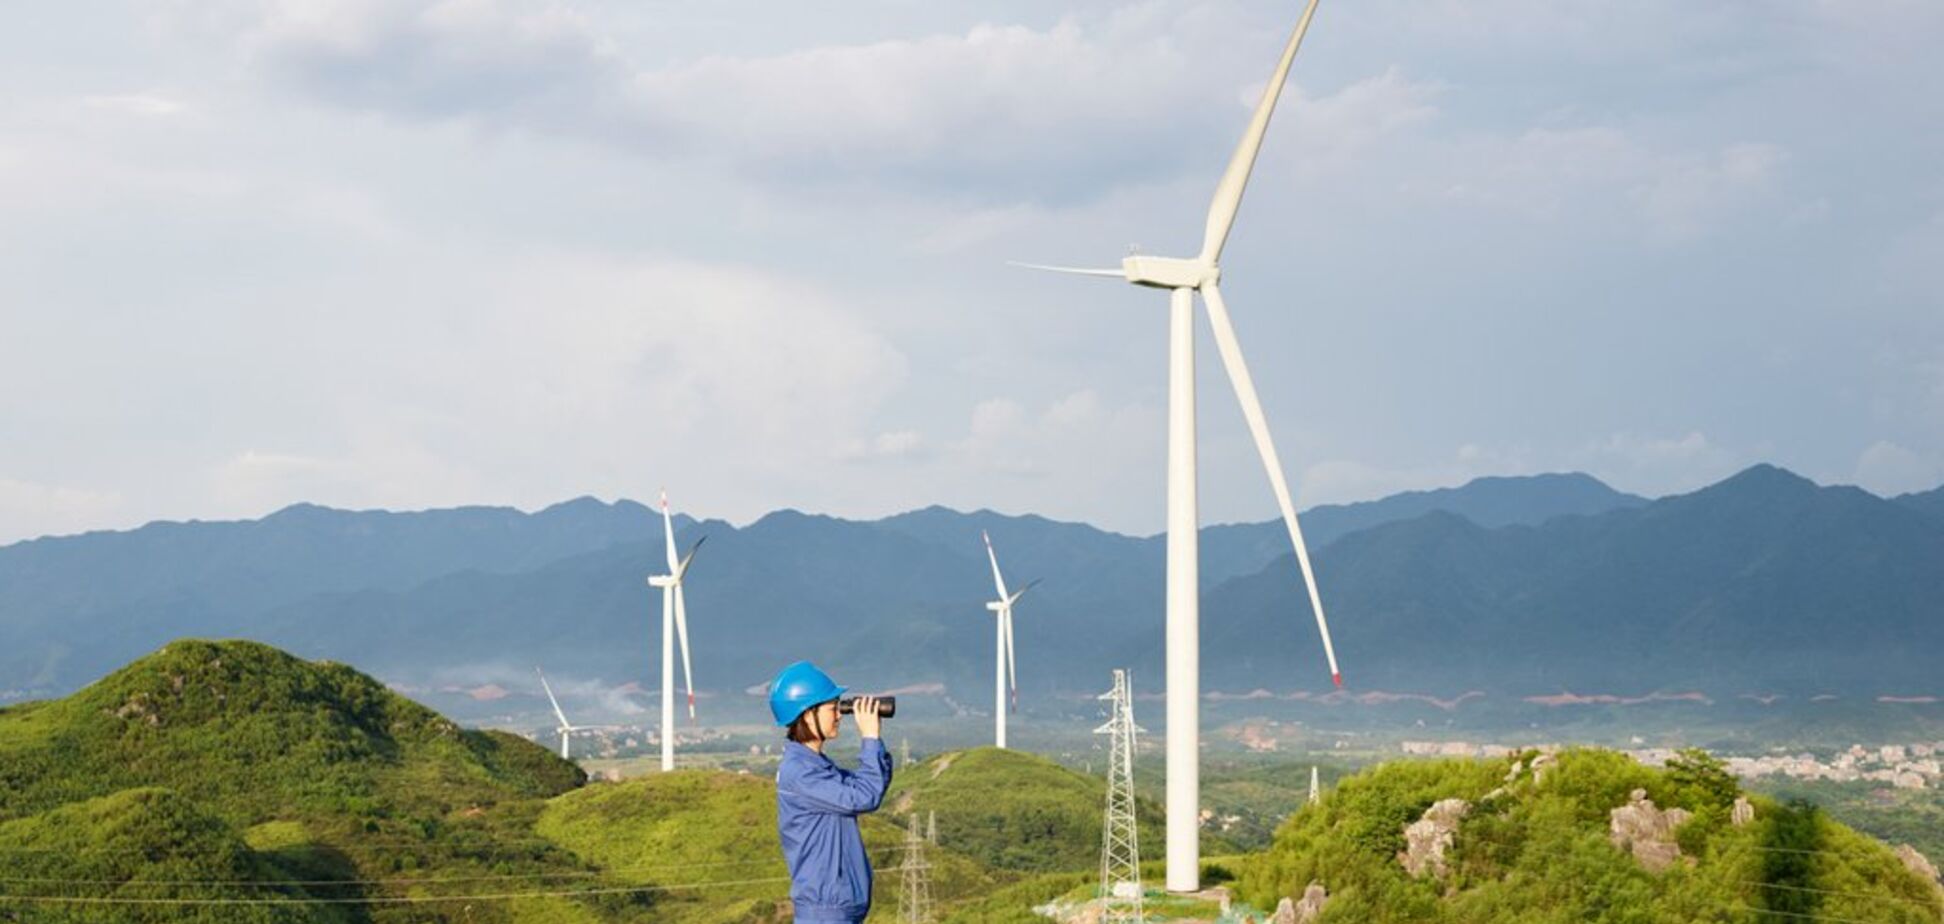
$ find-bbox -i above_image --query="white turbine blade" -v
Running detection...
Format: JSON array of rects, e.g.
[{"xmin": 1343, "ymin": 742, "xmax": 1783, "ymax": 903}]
[
  {"xmin": 1200, "ymin": 282, "xmax": 1342, "ymax": 686},
  {"xmin": 660, "ymin": 488, "xmax": 679, "ymax": 573},
  {"xmin": 537, "ymin": 667, "xmax": 572, "ymax": 729},
  {"xmin": 1199, "ymin": 0, "xmax": 1322, "ymax": 264},
  {"xmin": 1007, "ymin": 261, "xmax": 1126, "ymax": 279},
  {"xmin": 982, "ymin": 530, "xmax": 1010, "ymax": 600},
  {"xmin": 672, "ymin": 535, "xmax": 707, "ymax": 585},
  {"xmin": 1003, "ymin": 608, "xmax": 1018, "ymax": 712},
  {"xmin": 674, "ymin": 585, "xmax": 696, "ymax": 719}
]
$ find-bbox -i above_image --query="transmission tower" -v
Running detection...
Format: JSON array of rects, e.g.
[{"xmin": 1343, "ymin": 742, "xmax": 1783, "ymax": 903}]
[
  {"xmin": 1094, "ymin": 668, "xmax": 1145, "ymax": 923},
  {"xmin": 898, "ymin": 813, "xmax": 935, "ymax": 923}
]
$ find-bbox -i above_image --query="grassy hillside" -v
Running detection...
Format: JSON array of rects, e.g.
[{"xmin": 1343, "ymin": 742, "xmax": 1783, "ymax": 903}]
[
  {"xmin": 538, "ymin": 768, "xmax": 1003, "ymax": 923},
  {"xmin": 1239, "ymin": 749, "xmax": 1944, "ymax": 923},
  {"xmin": 0, "ymin": 639, "xmax": 627, "ymax": 923},
  {"xmin": 885, "ymin": 746, "xmax": 1191, "ymax": 873}
]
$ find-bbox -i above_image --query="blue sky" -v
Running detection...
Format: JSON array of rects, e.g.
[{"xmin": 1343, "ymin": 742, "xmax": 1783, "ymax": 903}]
[{"xmin": 1, "ymin": 0, "xmax": 1940, "ymax": 544}]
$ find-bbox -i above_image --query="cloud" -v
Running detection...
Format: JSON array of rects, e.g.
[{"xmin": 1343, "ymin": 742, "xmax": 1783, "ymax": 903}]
[
  {"xmin": 1852, "ymin": 440, "xmax": 1939, "ymax": 496},
  {"xmin": 242, "ymin": 2, "xmax": 1219, "ymax": 196},
  {"xmin": 0, "ymin": 476, "xmax": 125, "ymax": 545},
  {"xmin": 1573, "ymin": 431, "xmax": 1745, "ymax": 497},
  {"xmin": 81, "ymin": 93, "xmax": 188, "ymax": 117}
]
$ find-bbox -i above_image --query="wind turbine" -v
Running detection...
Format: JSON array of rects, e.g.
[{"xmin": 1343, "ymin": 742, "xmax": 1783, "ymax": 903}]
[
  {"xmin": 535, "ymin": 667, "xmax": 582, "ymax": 761},
  {"xmin": 646, "ymin": 489, "xmax": 704, "ymax": 772},
  {"xmin": 1016, "ymin": 0, "xmax": 1343, "ymax": 892},
  {"xmin": 981, "ymin": 530, "xmax": 1037, "ymax": 749}
]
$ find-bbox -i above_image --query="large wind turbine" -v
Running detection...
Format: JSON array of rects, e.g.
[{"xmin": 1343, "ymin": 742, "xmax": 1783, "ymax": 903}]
[
  {"xmin": 646, "ymin": 490, "xmax": 704, "ymax": 772},
  {"xmin": 1018, "ymin": 0, "xmax": 1343, "ymax": 893},
  {"xmin": 981, "ymin": 531, "xmax": 1036, "ymax": 749},
  {"xmin": 535, "ymin": 667, "xmax": 582, "ymax": 760}
]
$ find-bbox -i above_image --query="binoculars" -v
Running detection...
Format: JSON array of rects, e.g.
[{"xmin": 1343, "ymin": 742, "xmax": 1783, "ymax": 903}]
[{"xmin": 837, "ymin": 696, "xmax": 896, "ymax": 719}]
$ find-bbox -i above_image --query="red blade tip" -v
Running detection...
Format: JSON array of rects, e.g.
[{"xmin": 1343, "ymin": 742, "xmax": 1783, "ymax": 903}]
[{"xmin": 1332, "ymin": 672, "xmax": 1343, "ymax": 688}]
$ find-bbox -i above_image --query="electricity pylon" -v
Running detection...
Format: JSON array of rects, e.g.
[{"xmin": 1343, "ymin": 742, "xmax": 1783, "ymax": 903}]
[
  {"xmin": 1095, "ymin": 669, "xmax": 1145, "ymax": 923},
  {"xmin": 898, "ymin": 813, "xmax": 935, "ymax": 923}
]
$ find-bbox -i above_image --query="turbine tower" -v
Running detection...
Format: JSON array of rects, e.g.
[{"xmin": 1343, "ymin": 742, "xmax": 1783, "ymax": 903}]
[
  {"xmin": 1095, "ymin": 669, "xmax": 1144, "ymax": 923},
  {"xmin": 981, "ymin": 530, "xmax": 1036, "ymax": 749},
  {"xmin": 1309, "ymin": 765, "xmax": 1321, "ymax": 805},
  {"xmin": 536, "ymin": 667, "xmax": 582, "ymax": 760},
  {"xmin": 1018, "ymin": 0, "xmax": 1343, "ymax": 892},
  {"xmin": 646, "ymin": 489, "xmax": 704, "ymax": 772}
]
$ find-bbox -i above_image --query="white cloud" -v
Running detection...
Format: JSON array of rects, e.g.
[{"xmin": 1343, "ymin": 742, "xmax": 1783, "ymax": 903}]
[
  {"xmin": 1853, "ymin": 440, "xmax": 1938, "ymax": 497},
  {"xmin": 1574, "ymin": 431, "xmax": 1745, "ymax": 497},
  {"xmin": 0, "ymin": 476, "xmax": 124, "ymax": 545},
  {"xmin": 81, "ymin": 93, "xmax": 188, "ymax": 117}
]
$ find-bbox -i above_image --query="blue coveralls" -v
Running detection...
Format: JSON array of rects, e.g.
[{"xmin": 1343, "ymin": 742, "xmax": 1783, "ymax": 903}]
[{"xmin": 775, "ymin": 737, "xmax": 893, "ymax": 923}]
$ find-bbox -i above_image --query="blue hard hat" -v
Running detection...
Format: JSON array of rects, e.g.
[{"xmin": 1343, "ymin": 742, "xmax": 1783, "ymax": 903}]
[{"xmin": 768, "ymin": 660, "xmax": 845, "ymax": 726}]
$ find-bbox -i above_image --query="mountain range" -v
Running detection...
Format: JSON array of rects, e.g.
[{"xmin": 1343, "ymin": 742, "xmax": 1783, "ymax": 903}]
[{"xmin": 2, "ymin": 467, "xmax": 1940, "ymax": 717}]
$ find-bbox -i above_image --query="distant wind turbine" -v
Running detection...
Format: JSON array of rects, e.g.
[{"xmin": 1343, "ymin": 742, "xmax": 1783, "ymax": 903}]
[
  {"xmin": 535, "ymin": 667, "xmax": 582, "ymax": 761},
  {"xmin": 981, "ymin": 530, "xmax": 1037, "ymax": 749},
  {"xmin": 647, "ymin": 489, "xmax": 704, "ymax": 772},
  {"xmin": 1016, "ymin": 0, "xmax": 1343, "ymax": 893}
]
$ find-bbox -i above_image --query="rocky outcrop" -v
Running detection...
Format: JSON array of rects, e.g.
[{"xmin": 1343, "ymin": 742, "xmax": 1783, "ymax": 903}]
[
  {"xmin": 1531, "ymin": 754, "xmax": 1557, "ymax": 785},
  {"xmin": 1294, "ymin": 882, "xmax": 1329, "ymax": 923},
  {"xmin": 1398, "ymin": 799, "xmax": 1471, "ymax": 878},
  {"xmin": 1609, "ymin": 789, "xmax": 1691, "ymax": 872},
  {"xmin": 1896, "ymin": 844, "xmax": 1940, "ymax": 884},
  {"xmin": 1731, "ymin": 796, "xmax": 1755, "ymax": 827}
]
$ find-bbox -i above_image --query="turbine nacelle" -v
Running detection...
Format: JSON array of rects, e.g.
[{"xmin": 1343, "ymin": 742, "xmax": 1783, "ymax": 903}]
[{"xmin": 1123, "ymin": 256, "xmax": 1217, "ymax": 290}]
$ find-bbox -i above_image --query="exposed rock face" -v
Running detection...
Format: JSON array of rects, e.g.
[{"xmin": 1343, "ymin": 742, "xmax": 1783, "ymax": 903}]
[
  {"xmin": 1398, "ymin": 798, "xmax": 1471, "ymax": 878},
  {"xmin": 1896, "ymin": 844, "xmax": 1940, "ymax": 884},
  {"xmin": 1532, "ymin": 754, "xmax": 1557, "ymax": 785},
  {"xmin": 1506, "ymin": 759, "xmax": 1525, "ymax": 782},
  {"xmin": 1270, "ymin": 897, "xmax": 1297, "ymax": 924},
  {"xmin": 1294, "ymin": 881, "xmax": 1329, "ymax": 923},
  {"xmin": 1609, "ymin": 789, "xmax": 1691, "ymax": 872},
  {"xmin": 1731, "ymin": 796, "xmax": 1755, "ymax": 827}
]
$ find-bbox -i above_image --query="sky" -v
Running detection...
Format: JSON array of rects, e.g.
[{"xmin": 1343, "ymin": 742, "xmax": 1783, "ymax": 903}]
[{"xmin": 1, "ymin": 0, "xmax": 1940, "ymax": 545}]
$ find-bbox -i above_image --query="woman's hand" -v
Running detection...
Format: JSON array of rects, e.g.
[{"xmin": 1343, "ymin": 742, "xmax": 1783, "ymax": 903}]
[{"xmin": 853, "ymin": 695, "xmax": 883, "ymax": 739}]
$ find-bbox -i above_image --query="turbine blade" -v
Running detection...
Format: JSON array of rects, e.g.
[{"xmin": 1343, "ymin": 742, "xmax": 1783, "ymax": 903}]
[
  {"xmin": 660, "ymin": 489, "xmax": 679, "ymax": 573},
  {"xmin": 673, "ymin": 535, "xmax": 707, "ymax": 584},
  {"xmin": 1007, "ymin": 577, "xmax": 1043, "ymax": 607},
  {"xmin": 1200, "ymin": 282, "xmax": 1342, "ymax": 686},
  {"xmin": 982, "ymin": 530, "xmax": 1010, "ymax": 600},
  {"xmin": 1199, "ymin": 0, "xmax": 1322, "ymax": 264},
  {"xmin": 537, "ymin": 667, "xmax": 572, "ymax": 729},
  {"xmin": 1007, "ymin": 260, "xmax": 1125, "ymax": 279},
  {"xmin": 1003, "ymin": 609, "xmax": 1018, "ymax": 712},
  {"xmin": 674, "ymin": 585, "xmax": 696, "ymax": 719}
]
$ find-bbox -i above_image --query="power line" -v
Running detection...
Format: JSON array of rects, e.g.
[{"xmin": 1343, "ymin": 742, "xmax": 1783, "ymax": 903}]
[
  {"xmin": 0, "ymin": 852, "xmax": 903, "ymax": 890},
  {"xmin": 0, "ymin": 863, "xmax": 915, "ymax": 907},
  {"xmin": 1727, "ymin": 904, "xmax": 1912, "ymax": 924},
  {"xmin": 0, "ymin": 876, "xmax": 795, "ymax": 906},
  {"xmin": 1741, "ymin": 879, "xmax": 1942, "ymax": 910}
]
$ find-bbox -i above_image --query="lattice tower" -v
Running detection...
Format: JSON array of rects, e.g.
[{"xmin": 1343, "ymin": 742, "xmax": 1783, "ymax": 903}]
[
  {"xmin": 1094, "ymin": 668, "xmax": 1145, "ymax": 923},
  {"xmin": 897, "ymin": 812, "xmax": 935, "ymax": 923}
]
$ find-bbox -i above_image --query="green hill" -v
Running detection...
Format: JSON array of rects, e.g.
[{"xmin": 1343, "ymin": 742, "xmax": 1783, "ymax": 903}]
[
  {"xmin": 538, "ymin": 768, "xmax": 1003, "ymax": 923},
  {"xmin": 1237, "ymin": 749, "xmax": 1944, "ymax": 923},
  {"xmin": 0, "ymin": 639, "xmax": 625, "ymax": 923},
  {"xmin": 884, "ymin": 746, "xmax": 1242, "ymax": 873}
]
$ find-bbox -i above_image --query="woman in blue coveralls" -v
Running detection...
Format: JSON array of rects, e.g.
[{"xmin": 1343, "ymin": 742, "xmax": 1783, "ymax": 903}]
[{"xmin": 769, "ymin": 661, "xmax": 892, "ymax": 924}]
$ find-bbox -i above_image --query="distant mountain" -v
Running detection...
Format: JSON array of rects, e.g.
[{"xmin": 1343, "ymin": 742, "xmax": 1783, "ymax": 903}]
[
  {"xmin": 1198, "ymin": 471, "xmax": 1646, "ymax": 583},
  {"xmin": 1202, "ymin": 464, "xmax": 1944, "ymax": 695},
  {"xmin": 4, "ymin": 468, "xmax": 1938, "ymax": 711},
  {"xmin": 1896, "ymin": 484, "xmax": 1944, "ymax": 521},
  {"xmin": 0, "ymin": 497, "xmax": 669, "ymax": 689}
]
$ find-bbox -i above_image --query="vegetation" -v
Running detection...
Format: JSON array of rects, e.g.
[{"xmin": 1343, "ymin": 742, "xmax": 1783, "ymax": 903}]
[
  {"xmin": 1237, "ymin": 749, "xmax": 1944, "ymax": 923},
  {"xmin": 4, "ymin": 641, "xmax": 1937, "ymax": 923}
]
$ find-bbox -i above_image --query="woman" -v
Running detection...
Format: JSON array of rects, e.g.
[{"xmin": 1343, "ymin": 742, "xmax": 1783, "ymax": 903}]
[{"xmin": 769, "ymin": 660, "xmax": 892, "ymax": 924}]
